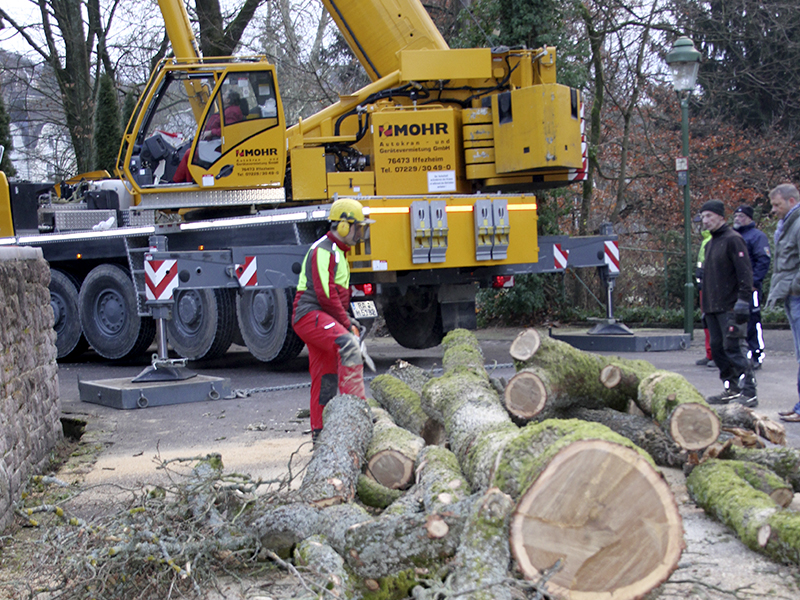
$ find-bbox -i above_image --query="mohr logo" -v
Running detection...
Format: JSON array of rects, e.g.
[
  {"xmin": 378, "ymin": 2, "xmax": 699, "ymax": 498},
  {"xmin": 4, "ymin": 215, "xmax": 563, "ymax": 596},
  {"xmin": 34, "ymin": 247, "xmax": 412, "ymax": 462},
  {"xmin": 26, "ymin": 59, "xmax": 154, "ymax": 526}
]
[
  {"xmin": 236, "ymin": 148, "xmax": 278, "ymax": 157},
  {"xmin": 378, "ymin": 123, "xmax": 448, "ymax": 137}
]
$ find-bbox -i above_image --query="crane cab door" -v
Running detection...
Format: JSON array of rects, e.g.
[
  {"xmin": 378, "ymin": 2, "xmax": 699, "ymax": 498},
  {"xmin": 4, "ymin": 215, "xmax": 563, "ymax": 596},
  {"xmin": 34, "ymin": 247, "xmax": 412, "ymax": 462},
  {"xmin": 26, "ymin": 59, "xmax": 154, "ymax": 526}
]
[{"xmin": 189, "ymin": 69, "xmax": 286, "ymax": 188}]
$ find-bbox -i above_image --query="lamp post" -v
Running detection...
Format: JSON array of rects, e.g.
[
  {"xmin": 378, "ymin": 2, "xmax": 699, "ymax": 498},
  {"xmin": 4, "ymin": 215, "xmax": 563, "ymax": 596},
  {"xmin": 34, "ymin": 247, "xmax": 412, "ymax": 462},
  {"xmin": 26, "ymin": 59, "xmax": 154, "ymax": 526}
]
[{"xmin": 666, "ymin": 36, "xmax": 701, "ymax": 338}]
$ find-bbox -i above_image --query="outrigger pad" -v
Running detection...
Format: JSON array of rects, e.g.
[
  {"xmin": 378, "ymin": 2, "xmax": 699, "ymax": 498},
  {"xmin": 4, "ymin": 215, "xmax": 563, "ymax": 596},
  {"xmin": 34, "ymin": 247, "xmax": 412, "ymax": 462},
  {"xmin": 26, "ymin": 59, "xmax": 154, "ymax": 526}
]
[{"xmin": 79, "ymin": 375, "xmax": 232, "ymax": 410}]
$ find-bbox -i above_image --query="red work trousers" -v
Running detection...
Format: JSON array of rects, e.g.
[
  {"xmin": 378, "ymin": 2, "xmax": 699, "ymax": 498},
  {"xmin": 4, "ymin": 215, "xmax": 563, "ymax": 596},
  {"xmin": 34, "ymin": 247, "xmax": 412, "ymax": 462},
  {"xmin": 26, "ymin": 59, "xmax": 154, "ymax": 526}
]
[{"xmin": 293, "ymin": 311, "xmax": 366, "ymax": 431}]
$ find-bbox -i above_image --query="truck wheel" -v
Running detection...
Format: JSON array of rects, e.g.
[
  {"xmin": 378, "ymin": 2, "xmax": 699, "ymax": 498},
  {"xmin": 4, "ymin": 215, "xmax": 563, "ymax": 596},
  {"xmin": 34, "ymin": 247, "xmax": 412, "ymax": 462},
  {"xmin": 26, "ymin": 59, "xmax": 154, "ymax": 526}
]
[
  {"xmin": 79, "ymin": 264, "xmax": 155, "ymax": 360},
  {"xmin": 167, "ymin": 288, "xmax": 235, "ymax": 361},
  {"xmin": 237, "ymin": 288, "xmax": 304, "ymax": 363},
  {"xmin": 383, "ymin": 286, "xmax": 444, "ymax": 349},
  {"xmin": 50, "ymin": 269, "xmax": 88, "ymax": 360}
]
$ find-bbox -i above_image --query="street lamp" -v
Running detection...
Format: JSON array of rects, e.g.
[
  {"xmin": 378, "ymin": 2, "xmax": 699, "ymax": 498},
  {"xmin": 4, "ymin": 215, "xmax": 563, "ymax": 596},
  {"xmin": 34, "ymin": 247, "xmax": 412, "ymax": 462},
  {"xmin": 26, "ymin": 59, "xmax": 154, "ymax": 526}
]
[{"xmin": 666, "ymin": 36, "xmax": 701, "ymax": 338}]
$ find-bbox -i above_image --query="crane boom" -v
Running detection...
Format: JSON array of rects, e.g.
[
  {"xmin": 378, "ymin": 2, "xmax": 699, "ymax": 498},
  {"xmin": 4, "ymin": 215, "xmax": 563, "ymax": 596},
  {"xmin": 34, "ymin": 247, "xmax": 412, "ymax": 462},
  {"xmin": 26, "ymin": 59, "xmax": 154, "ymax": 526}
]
[{"xmin": 320, "ymin": 0, "xmax": 448, "ymax": 81}]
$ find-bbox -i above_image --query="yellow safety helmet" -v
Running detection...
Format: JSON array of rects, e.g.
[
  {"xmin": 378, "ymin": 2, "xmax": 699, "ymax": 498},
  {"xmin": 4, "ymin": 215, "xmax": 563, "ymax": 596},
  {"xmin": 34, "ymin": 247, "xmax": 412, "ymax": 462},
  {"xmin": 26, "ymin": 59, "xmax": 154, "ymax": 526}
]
[{"xmin": 329, "ymin": 197, "xmax": 375, "ymax": 238}]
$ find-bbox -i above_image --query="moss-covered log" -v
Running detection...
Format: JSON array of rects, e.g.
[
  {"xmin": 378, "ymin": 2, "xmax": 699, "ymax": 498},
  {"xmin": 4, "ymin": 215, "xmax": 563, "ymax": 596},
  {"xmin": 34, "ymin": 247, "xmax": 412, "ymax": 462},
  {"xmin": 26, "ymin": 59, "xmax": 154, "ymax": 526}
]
[
  {"xmin": 563, "ymin": 407, "xmax": 687, "ymax": 468},
  {"xmin": 416, "ymin": 445, "xmax": 470, "ymax": 513},
  {"xmin": 357, "ymin": 474, "xmax": 402, "ymax": 509},
  {"xmin": 387, "ymin": 359, "xmax": 433, "ymax": 395},
  {"xmin": 507, "ymin": 335, "xmax": 631, "ymax": 415},
  {"xmin": 422, "ymin": 367, "xmax": 518, "ymax": 490},
  {"xmin": 498, "ymin": 422, "xmax": 683, "ymax": 600},
  {"xmin": 446, "ymin": 488, "xmax": 516, "ymax": 600},
  {"xmin": 299, "ymin": 394, "xmax": 373, "ymax": 506},
  {"xmin": 442, "ymin": 329, "xmax": 485, "ymax": 375},
  {"xmin": 637, "ymin": 371, "xmax": 721, "ymax": 451},
  {"xmin": 370, "ymin": 373, "xmax": 445, "ymax": 446},
  {"xmin": 687, "ymin": 459, "xmax": 800, "ymax": 563},
  {"xmin": 365, "ymin": 407, "xmax": 425, "ymax": 490},
  {"xmin": 719, "ymin": 445, "xmax": 800, "ymax": 492}
]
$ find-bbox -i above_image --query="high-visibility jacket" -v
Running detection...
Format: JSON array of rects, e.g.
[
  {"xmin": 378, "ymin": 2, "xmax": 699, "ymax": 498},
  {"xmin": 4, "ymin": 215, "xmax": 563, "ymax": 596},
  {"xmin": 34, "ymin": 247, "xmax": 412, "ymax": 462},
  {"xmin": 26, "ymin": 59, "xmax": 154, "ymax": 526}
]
[{"xmin": 292, "ymin": 231, "xmax": 352, "ymax": 328}]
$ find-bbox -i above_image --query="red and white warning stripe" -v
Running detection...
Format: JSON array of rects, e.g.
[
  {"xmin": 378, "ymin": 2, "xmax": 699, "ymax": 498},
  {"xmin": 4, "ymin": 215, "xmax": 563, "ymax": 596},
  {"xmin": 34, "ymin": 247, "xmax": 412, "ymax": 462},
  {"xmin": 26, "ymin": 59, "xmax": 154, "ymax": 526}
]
[
  {"xmin": 235, "ymin": 256, "xmax": 258, "ymax": 287},
  {"xmin": 568, "ymin": 103, "xmax": 588, "ymax": 182},
  {"xmin": 554, "ymin": 243, "xmax": 569, "ymax": 270},
  {"xmin": 604, "ymin": 240, "xmax": 620, "ymax": 274},
  {"xmin": 145, "ymin": 258, "xmax": 178, "ymax": 301}
]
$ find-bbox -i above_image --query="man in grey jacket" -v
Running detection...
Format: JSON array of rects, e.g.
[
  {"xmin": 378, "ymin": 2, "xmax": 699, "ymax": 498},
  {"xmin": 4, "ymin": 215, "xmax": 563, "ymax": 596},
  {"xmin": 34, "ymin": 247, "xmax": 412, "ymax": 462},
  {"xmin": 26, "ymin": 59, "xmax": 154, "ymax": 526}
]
[{"xmin": 766, "ymin": 183, "xmax": 800, "ymax": 422}]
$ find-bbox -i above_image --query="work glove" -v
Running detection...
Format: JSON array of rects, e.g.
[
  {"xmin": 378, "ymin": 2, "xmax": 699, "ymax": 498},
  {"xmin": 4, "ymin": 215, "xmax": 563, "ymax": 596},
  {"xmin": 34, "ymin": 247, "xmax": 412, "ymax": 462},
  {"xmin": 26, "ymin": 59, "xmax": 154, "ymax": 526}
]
[{"xmin": 733, "ymin": 299, "xmax": 750, "ymax": 324}]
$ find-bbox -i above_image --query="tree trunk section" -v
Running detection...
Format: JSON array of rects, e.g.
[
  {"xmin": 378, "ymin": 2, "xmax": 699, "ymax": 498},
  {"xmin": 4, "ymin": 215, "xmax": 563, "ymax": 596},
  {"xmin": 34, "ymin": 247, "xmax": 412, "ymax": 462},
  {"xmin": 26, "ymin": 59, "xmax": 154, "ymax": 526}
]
[
  {"xmin": 687, "ymin": 459, "xmax": 800, "ymax": 564},
  {"xmin": 719, "ymin": 446, "xmax": 800, "ymax": 492},
  {"xmin": 563, "ymin": 407, "xmax": 687, "ymax": 468},
  {"xmin": 510, "ymin": 335, "xmax": 631, "ymax": 413},
  {"xmin": 446, "ymin": 488, "xmax": 516, "ymax": 600},
  {"xmin": 599, "ymin": 356, "xmax": 658, "ymax": 400},
  {"xmin": 416, "ymin": 445, "xmax": 471, "ymax": 513},
  {"xmin": 370, "ymin": 373, "xmax": 445, "ymax": 445},
  {"xmin": 365, "ymin": 407, "xmax": 425, "ymax": 490},
  {"xmin": 637, "ymin": 371, "xmax": 721, "ymax": 451},
  {"xmin": 343, "ymin": 499, "xmax": 472, "ymax": 579},
  {"xmin": 300, "ymin": 394, "xmax": 373, "ymax": 506},
  {"xmin": 506, "ymin": 435, "xmax": 683, "ymax": 600},
  {"xmin": 422, "ymin": 367, "xmax": 518, "ymax": 490}
]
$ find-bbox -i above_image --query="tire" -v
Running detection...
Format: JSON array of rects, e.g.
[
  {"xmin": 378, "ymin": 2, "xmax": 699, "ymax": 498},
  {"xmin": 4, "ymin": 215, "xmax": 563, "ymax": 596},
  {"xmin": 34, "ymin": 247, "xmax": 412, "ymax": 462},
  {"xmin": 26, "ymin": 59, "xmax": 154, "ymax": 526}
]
[
  {"xmin": 383, "ymin": 286, "xmax": 444, "ymax": 349},
  {"xmin": 167, "ymin": 288, "xmax": 235, "ymax": 361},
  {"xmin": 237, "ymin": 288, "xmax": 304, "ymax": 363},
  {"xmin": 78, "ymin": 264, "xmax": 155, "ymax": 360},
  {"xmin": 49, "ymin": 269, "xmax": 88, "ymax": 360}
]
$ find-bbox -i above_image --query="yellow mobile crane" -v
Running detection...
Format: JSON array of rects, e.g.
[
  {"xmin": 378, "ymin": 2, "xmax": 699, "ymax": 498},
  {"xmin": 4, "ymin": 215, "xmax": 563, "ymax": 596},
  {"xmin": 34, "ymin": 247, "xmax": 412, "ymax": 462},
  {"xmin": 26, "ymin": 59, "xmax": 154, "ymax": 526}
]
[{"xmin": 0, "ymin": 0, "xmax": 613, "ymax": 365}]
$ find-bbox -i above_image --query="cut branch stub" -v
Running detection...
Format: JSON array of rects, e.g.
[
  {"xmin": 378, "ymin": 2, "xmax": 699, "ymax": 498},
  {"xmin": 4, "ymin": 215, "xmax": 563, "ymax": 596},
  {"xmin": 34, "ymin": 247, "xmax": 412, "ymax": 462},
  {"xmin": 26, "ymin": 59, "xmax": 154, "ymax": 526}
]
[
  {"xmin": 509, "ymin": 439, "xmax": 684, "ymax": 600},
  {"xmin": 509, "ymin": 328, "xmax": 541, "ymax": 362},
  {"xmin": 503, "ymin": 369, "xmax": 548, "ymax": 420}
]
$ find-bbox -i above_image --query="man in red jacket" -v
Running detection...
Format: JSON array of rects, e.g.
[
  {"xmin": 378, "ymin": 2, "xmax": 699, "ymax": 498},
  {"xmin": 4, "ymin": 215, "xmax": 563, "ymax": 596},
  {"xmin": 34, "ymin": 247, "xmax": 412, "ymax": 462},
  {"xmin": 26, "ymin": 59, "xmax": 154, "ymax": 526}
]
[{"xmin": 292, "ymin": 198, "xmax": 374, "ymax": 443}]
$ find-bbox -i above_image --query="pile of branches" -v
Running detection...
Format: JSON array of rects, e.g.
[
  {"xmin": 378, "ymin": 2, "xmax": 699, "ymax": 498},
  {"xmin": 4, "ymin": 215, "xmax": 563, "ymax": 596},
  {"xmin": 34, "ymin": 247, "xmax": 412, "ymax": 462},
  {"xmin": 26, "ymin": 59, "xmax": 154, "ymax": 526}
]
[{"xmin": 5, "ymin": 328, "xmax": 800, "ymax": 600}]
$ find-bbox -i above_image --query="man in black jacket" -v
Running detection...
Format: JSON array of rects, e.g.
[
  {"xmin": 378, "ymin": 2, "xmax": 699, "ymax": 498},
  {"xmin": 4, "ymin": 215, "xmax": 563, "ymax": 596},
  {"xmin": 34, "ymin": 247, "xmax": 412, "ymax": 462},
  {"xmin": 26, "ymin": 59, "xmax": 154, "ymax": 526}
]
[{"xmin": 700, "ymin": 200, "xmax": 758, "ymax": 407}]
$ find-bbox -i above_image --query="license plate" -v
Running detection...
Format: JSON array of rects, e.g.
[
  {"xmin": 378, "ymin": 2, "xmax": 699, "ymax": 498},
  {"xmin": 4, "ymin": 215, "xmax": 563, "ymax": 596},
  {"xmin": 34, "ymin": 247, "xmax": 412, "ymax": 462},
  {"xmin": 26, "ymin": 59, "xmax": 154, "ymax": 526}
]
[{"xmin": 351, "ymin": 300, "xmax": 378, "ymax": 319}]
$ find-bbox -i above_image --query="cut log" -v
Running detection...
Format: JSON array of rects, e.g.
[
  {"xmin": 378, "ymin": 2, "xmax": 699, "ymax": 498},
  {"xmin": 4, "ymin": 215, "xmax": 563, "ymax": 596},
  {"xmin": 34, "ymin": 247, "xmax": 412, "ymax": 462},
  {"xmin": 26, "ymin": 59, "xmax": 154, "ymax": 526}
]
[
  {"xmin": 719, "ymin": 445, "xmax": 800, "ymax": 492},
  {"xmin": 506, "ymin": 435, "xmax": 684, "ymax": 600},
  {"xmin": 637, "ymin": 371, "xmax": 721, "ymax": 451},
  {"xmin": 300, "ymin": 394, "xmax": 373, "ymax": 506},
  {"xmin": 563, "ymin": 407, "xmax": 687, "ymax": 468},
  {"xmin": 688, "ymin": 458, "xmax": 800, "ymax": 564},
  {"xmin": 365, "ymin": 407, "xmax": 425, "ymax": 490},
  {"xmin": 446, "ymin": 488, "xmax": 516, "ymax": 600},
  {"xmin": 370, "ymin": 373, "xmax": 445, "ymax": 446}
]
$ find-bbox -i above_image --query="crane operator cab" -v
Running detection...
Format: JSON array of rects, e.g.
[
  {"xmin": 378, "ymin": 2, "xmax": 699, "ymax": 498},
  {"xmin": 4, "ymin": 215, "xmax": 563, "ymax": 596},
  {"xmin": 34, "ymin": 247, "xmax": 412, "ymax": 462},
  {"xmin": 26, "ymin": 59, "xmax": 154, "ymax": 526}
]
[{"xmin": 120, "ymin": 59, "xmax": 286, "ymax": 195}]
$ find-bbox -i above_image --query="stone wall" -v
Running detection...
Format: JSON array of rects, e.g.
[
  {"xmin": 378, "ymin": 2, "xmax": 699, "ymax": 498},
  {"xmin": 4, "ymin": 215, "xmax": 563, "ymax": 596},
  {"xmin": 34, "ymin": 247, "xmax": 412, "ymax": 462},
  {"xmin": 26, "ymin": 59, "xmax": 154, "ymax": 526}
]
[{"xmin": 0, "ymin": 246, "xmax": 61, "ymax": 533}]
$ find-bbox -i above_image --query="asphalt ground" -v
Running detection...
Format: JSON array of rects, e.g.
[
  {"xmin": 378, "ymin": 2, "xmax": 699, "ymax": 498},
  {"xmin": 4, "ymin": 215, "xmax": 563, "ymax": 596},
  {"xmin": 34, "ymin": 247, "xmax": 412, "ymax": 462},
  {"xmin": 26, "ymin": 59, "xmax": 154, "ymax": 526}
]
[{"xmin": 56, "ymin": 324, "xmax": 800, "ymax": 482}]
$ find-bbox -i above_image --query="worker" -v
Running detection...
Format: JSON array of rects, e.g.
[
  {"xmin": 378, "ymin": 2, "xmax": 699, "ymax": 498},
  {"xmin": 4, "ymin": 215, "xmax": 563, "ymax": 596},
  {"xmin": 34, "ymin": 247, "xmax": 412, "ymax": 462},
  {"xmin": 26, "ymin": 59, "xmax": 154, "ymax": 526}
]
[{"xmin": 292, "ymin": 198, "xmax": 375, "ymax": 444}]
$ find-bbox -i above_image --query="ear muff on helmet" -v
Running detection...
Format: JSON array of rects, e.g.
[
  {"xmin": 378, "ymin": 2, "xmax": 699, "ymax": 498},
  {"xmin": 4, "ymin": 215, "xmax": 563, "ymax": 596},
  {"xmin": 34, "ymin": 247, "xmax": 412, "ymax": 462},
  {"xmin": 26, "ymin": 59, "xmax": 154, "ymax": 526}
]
[{"xmin": 336, "ymin": 219, "xmax": 351, "ymax": 237}]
